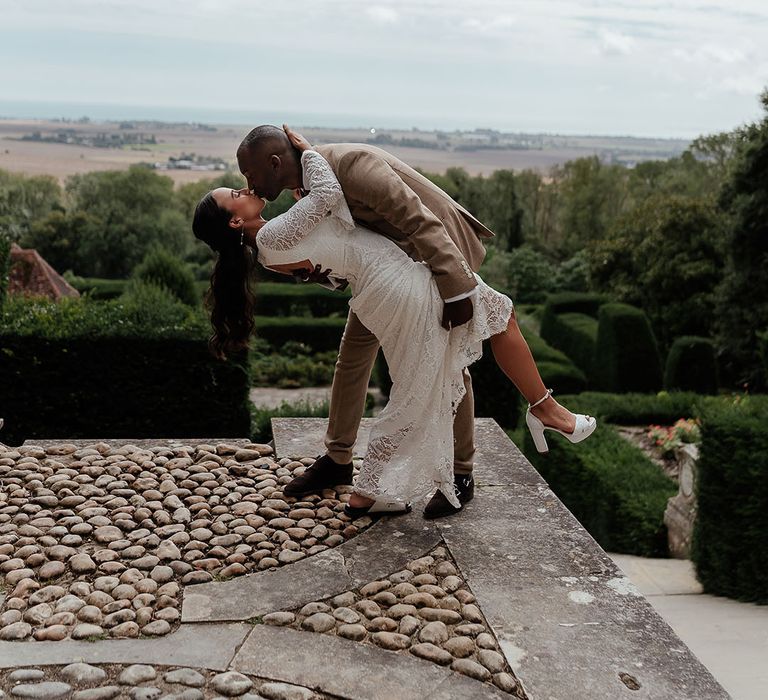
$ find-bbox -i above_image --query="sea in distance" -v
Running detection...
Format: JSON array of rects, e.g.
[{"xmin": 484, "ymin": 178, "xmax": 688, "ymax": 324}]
[{"xmin": 0, "ymin": 99, "xmax": 488, "ymax": 133}]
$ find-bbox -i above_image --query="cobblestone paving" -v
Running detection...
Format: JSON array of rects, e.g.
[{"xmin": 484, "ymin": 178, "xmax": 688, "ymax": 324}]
[
  {"xmin": 260, "ymin": 545, "xmax": 525, "ymax": 697},
  {"xmin": 0, "ymin": 664, "xmax": 331, "ymax": 700},
  {"xmin": 0, "ymin": 442, "xmax": 371, "ymax": 641}
]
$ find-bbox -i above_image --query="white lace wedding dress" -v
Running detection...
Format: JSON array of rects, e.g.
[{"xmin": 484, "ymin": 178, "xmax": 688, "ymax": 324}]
[{"xmin": 256, "ymin": 150, "xmax": 514, "ymax": 508}]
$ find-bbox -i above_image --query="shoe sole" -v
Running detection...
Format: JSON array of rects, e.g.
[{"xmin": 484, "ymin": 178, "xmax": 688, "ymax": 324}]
[{"xmin": 344, "ymin": 503, "xmax": 412, "ymax": 518}]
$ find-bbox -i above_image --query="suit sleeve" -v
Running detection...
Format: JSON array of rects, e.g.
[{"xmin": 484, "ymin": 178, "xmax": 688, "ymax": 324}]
[{"xmin": 335, "ymin": 150, "xmax": 477, "ymax": 300}]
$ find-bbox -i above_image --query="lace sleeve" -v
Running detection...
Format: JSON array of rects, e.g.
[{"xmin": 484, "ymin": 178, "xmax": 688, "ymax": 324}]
[{"xmin": 256, "ymin": 150, "xmax": 344, "ymax": 251}]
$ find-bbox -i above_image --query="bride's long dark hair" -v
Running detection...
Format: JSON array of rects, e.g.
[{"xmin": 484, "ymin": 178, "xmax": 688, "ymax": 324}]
[{"xmin": 192, "ymin": 193, "xmax": 258, "ymax": 360}]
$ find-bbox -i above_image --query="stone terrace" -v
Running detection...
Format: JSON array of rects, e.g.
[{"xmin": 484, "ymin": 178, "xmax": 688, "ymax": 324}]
[{"xmin": 0, "ymin": 420, "xmax": 729, "ymax": 699}]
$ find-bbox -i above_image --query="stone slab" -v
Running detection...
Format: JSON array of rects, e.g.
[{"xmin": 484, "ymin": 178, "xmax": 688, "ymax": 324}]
[
  {"xmin": 0, "ymin": 622, "xmax": 249, "ymax": 670},
  {"xmin": 437, "ymin": 422, "xmax": 729, "ymax": 699},
  {"xmin": 182, "ymin": 510, "xmax": 440, "ymax": 622},
  {"xmin": 182, "ymin": 549, "xmax": 353, "ymax": 623},
  {"xmin": 18, "ymin": 438, "xmax": 255, "ymax": 449},
  {"xmin": 272, "ymin": 417, "xmax": 376, "ymax": 459},
  {"xmin": 233, "ymin": 625, "xmax": 510, "ymax": 700}
]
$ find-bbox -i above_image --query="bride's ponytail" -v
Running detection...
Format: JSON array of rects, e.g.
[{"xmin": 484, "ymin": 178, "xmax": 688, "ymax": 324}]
[{"xmin": 193, "ymin": 193, "xmax": 258, "ymax": 360}]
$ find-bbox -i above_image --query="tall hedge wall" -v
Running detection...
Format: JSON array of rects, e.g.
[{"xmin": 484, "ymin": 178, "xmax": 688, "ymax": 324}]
[
  {"xmin": 0, "ymin": 297, "xmax": 250, "ymax": 446},
  {"xmin": 691, "ymin": 400, "xmax": 768, "ymax": 603}
]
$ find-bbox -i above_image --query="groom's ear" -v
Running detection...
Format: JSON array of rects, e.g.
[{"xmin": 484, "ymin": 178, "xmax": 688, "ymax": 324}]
[{"xmin": 270, "ymin": 154, "xmax": 281, "ymax": 171}]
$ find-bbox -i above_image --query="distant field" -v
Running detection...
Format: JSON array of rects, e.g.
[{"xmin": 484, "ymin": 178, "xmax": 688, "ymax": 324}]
[{"xmin": 0, "ymin": 118, "xmax": 690, "ymax": 185}]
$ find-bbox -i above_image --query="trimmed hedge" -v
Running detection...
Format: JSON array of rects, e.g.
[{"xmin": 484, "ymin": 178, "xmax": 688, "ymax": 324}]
[
  {"xmin": 691, "ymin": 399, "xmax": 768, "ymax": 603},
  {"xmin": 557, "ymin": 391, "xmax": 704, "ymax": 425},
  {"xmin": 522, "ymin": 423, "xmax": 676, "ymax": 556},
  {"xmin": 254, "ymin": 316, "xmax": 347, "ymax": 352},
  {"xmin": 664, "ymin": 336, "xmax": 719, "ymax": 394},
  {"xmin": 539, "ymin": 311, "xmax": 598, "ymax": 380},
  {"xmin": 0, "ymin": 335, "xmax": 250, "ymax": 446},
  {"xmin": 71, "ymin": 277, "xmax": 127, "ymax": 300},
  {"xmin": 594, "ymin": 303, "xmax": 663, "ymax": 393},
  {"xmin": 255, "ymin": 283, "xmax": 352, "ymax": 318},
  {"xmin": 0, "ymin": 297, "xmax": 249, "ymax": 445},
  {"xmin": 541, "ymin": 291, "xmax": 607, "ymax": 319}
]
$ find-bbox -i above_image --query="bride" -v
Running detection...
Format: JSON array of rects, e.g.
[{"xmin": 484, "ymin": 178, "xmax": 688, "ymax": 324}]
[{"xmin": 192, "ymin": 129, "xmax": 596, "ymax": 517}]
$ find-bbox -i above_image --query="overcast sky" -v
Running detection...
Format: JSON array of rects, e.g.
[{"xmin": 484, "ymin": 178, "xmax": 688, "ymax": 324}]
[{"xmin": 1, "ymin": 0, "xmax": 767, "ymax": 138}]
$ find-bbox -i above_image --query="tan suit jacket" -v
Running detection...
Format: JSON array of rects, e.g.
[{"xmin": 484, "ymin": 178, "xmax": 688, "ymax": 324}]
[{"xmin": 314, "ymin": 143, "xmax": 494, "ymax": 300}]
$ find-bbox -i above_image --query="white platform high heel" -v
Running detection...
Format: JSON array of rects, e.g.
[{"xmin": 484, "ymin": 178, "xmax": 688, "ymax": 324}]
[{"xmin": 525, "ymin": 388, "xmax": 597, "ymax": 454}]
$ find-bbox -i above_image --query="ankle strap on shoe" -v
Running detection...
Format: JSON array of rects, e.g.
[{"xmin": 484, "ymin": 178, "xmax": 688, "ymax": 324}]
[{"xmin": 528, "ymin": 388, "xmax": 553, "ymax": 410}]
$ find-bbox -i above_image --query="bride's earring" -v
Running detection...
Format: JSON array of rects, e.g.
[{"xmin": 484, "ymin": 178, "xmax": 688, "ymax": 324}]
[{"xmin": 240, "ymin": 224, "xmax": 245, "ymax": 246}]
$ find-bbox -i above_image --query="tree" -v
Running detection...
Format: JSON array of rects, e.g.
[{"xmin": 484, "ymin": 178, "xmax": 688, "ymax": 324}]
[
  {"xmin": 589, "ymin": 194, "xmax": 726, "ymax": 352},
  {"xmin": 0, "ymin": 169, "xmax": 62, "ymax": 241},
  {"xmin": 61, "ymin": 166, "xmax": 187, "ymax": 277},
  {"xmin": 714, "ymin": 89, "xmax": 768, "ymax": 389}
]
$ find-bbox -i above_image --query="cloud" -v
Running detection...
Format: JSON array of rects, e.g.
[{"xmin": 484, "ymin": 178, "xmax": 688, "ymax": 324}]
[
  {"xmin": 462, "ymin": 15, "xmax": 516, "ymax": 33},
  {"xmin": 598, "ymin": 29, "xmax": 635, "ymax": 55},
  {"xmin": 674, "ymin": 45, "xmax": 749, "ymax": 65},
  {"xmin": 366, "ymin": 6, "xmax": 399, "ymax": 24}
]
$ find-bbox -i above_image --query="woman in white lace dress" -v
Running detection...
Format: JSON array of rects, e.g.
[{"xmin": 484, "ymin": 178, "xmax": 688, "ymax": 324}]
[{"xmin": 192, "ymin": 135, "xmax": 596, "ymax": 517}]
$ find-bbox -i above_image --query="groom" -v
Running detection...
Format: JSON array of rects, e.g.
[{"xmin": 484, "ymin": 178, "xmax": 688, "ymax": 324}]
[{"xmin": 237, "ymin": 125, "xmax": 494, "ymax": 518}]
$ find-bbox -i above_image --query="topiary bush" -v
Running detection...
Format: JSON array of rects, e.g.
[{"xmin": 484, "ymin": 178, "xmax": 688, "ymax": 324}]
[
  {"xmin": 132, "ymin": 245, "xmax": 199, "ymax": 306},
  {"xmin": 522, "ymin": 423, "xmax": 676, "ymax": 556},
  {"xmin": 541, "ymin": 291, "xmax": 607, "ymax": 320},
  {"xmin": 538, "ymin": 311, "xmax": 598, "ymax": 381},
  {"xmin": 664, "ymin": 336, "xmax": 719, "ymax": 394},
  {"xmin": 593, "ymin": 303, "xmax": 663, "ymax": 393},
  {"xmin": 691, "ymin": 398, "xmax": 768, "ymax": 603}
]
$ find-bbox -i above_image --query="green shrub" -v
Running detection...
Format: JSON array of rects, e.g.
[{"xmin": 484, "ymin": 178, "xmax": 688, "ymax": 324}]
[
  {"xmin": 119, "ymin": 279, "xmax": 191, "ymax": 328},
  {"xmin": 760, "ymin": 329, "xmax": 768, "ymax": 386},
  {"xmin": 594, "ymin": 303, "xmax": 663, "ymax": 392},
  {"xmin": 255, "ymin": 282, "xmax": 352, "ymax": 318},
  {"xmin": 522, "ymin": 423, "xmax": 676, "ymax": 556},
  {"xmin": 691, "ymin": 399, "xmax": 768, "ymax": 603},
  {"xmin": 0, "ymin": 296, "xmax": 248, "ymax": 445},
  {"xmin": 132, "ymin": 245, "xmax": 199, "ymax": 306},
  {"xmin": 250, "ymin": 345, "xmax": 338, "ymax": 388},
  {"xmin": 664, "ymin": 336, "xmax": 719, "ymax": 394},
  {"xmin": 250, "ymin": 399, "xmax": 330, "ymax": 445},
  {"xmin": 0, "ymin": 230, "xmax": 10, "ymax": 305},
  {"xmin": 539, "ymin": 311, "xmax": 598, "ymax": 380}
]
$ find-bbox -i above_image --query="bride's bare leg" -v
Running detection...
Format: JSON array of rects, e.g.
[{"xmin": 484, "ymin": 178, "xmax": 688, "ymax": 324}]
[{"xmin": 489, "ymin": 311, "xmax": 576, "ymax": 433}]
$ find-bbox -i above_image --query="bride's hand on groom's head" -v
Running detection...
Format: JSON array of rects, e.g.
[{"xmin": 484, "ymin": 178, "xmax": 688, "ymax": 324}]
[{"xmin": 283, "ymin": 124, "xmax": 312, "ymax": 152}]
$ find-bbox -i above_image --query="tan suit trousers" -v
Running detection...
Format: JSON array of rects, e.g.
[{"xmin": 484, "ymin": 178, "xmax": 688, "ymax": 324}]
[{"xmin": 324, "ymin": 310, "xmax": 475, "ymax": 475}]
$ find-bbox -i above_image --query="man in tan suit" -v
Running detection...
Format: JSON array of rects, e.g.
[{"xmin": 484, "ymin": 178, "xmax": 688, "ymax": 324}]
[{"xmin": 237, "ymin": 125, "xmax": 494, "ymax": 518}]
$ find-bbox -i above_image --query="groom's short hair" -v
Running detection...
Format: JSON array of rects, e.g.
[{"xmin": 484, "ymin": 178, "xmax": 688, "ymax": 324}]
[{"xmin": 238, "ymin": 125, "xmax": 287, "ymax": 154}]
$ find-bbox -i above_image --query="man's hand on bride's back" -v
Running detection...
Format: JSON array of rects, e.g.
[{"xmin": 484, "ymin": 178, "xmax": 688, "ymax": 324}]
[
  {"xmin": 441, "ymin": 298, "xmax": 474, "ymax": 330},
  {"xmin": 283, "ymin": 124, "xmax": 312, "ymax": 152}
]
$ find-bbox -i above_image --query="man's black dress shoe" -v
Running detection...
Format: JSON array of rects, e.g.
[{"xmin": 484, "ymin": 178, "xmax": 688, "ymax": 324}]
[
  {"xmin": 282, "ymin": 454, "xmax": 353, "ymax": 498},
  {"xmin": 423, "ymin": 473, "xmax": 474, "ymax": 519}
]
